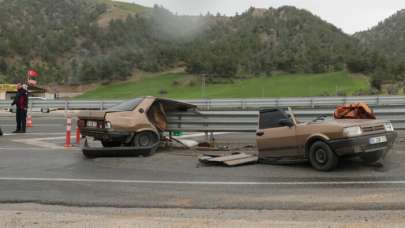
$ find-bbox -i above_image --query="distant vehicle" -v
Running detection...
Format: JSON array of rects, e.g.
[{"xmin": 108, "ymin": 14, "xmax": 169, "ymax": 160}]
[
  {"xmin": 256, "ymin": 108, "xmax": 397, "ymax": 171},
  {"xmin": 77, "ymin": 96, "xmax": 196, "ymax": 157},
  {"xmin": 9, "ymin": 96, "xmax": 50, "ymax": 113}
]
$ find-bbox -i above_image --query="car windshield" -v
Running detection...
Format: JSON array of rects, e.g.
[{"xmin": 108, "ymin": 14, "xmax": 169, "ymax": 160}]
[{"xmin": 107, "ymin": 98, "xmax": 143, "ymax": 111}]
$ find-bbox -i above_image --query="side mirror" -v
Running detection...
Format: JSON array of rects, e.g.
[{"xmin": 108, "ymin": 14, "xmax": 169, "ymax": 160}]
[{"xmin": 279, "ymin": 119, "xmax": 294, "ymax": 128}]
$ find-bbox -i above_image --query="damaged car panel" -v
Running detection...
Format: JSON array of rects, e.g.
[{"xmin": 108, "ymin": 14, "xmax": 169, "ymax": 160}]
[
  {"xmin": 256, "ymin": 108, "xmax": 397, "ymax": 171},
  {"xmin": 77, "ymin": 96, "xmax": 196, "ymax": 157}
]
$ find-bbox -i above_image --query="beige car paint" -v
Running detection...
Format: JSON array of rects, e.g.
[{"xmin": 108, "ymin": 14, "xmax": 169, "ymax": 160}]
[
  {"xmin": 257, "ymin": 110, "xmax": 391, "ymax": 160},
  {"xmin": 78, "ymin": 96, "xmax": 196, "ymax": 141},
  {"xmin": 105, "ymin": 97, "xmax": 158, "ymax": 134}
]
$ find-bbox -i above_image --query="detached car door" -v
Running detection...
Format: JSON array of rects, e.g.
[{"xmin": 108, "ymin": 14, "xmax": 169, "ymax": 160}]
[{"xmin": 256, "ymin": 109, "xmax": 298, "ymax": 159}]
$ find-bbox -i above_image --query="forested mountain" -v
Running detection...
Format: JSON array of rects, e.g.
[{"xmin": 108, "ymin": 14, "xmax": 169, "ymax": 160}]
[
  {"xmin": 0, "ymin": 0, "xmax": 402, "ymax": 86},
  {"xmin": 185, "ymin": 7, "xmax": 357, "ymax": 79},
  {"xmin": 355, "ymin": 10, "xmax": 405, "ymax": 59},
  {"xmin": 354, "ymin": 10, "xmax": 405, "ymax": 82}
]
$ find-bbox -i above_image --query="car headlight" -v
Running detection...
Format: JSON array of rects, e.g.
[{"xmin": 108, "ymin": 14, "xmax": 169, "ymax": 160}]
[
  {"xmin": 105, "ymin": 121, "xmax": 112, "ymax": 129},
  {"xmin": 343, "ymin": 126, "xmax": 362, "ymax": 137},
  {"xmin": 384, "ymin": 122, "xmax": 394, "ymax": 132}
]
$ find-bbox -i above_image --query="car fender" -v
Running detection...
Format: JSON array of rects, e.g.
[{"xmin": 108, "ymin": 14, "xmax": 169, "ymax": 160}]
[
  {"xmin": 136, "ymin": 127, "xmax": 159, "ymax": 135},
  {"xmin": 304, "ymin": 133, "xmax": 331, "ymax": 158}
]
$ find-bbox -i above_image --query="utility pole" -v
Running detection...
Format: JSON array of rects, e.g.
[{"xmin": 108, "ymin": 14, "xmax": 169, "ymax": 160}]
[{"xmin": 201, "ymin": 74, "xmax": 206, "ymax": 99}]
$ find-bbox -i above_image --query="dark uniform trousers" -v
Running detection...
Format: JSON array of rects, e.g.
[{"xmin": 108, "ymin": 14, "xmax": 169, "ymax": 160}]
[{"xmin": 16, "ymin": 108, "xmax": 27, "ymax": 132}]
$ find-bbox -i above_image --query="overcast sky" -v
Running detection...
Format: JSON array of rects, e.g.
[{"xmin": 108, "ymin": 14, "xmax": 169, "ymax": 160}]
[{"xmin": 125, "ymin": 0, "xmax": 405, "ymax": 34}]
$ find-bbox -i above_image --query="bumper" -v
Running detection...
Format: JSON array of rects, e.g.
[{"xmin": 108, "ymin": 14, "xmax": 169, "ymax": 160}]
[
  {"xmin": 329, "ymin": 131, "xmax": 397, "ymax": 157},
  {"xmin": 81, "ymin": 138, "xmax": 159, "ymax": 158},
  {"xmin": 80, "ymin": 128, "xmax": 130, "ymax": 142}
]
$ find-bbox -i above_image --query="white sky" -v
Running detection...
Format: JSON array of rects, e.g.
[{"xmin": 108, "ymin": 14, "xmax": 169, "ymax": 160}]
[{"xmin": 124, "ymin": 0, "xmax": 405, "ymax": 34}]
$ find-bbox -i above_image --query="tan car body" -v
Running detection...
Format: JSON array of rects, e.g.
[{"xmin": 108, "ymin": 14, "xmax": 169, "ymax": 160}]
[
  {"xmin": 78, "ymin": 96, "xmax": 195, "ymax": 147},
  {"xmin": 105, "ymin": 97, "xmax": 159, "ymax": 134},
  {"xmin": 256, "ymin": 108, "xmax": 397, "ymax": 165}
]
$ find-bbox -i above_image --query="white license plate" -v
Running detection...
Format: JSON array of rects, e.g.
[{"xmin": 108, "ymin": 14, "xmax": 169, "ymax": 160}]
[
  {"xmin": 369, "ymin": 136, "xmax": 387, "ymax": 145},
  {"xmin": 86, "ymin": 121, "xmax": 97, "ymax": 127}
]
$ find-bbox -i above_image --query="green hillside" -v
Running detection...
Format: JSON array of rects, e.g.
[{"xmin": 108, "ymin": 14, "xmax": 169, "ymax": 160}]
[
  {"xmin": 96, "ymin": 0, "xmax": 149, "ymax": 27},
  {"xmin": 77, "ymin": 71, "xmax": 370, "ymax": 99}
]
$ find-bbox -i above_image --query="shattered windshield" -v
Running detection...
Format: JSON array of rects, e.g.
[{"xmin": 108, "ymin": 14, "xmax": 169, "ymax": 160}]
[{"xmin": 107, "ymin": 98, "xmax": 143, "ymax": 111}]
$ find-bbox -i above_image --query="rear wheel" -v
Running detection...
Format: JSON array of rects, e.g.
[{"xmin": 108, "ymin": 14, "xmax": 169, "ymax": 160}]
[
  {"xmin": 360, "ymin": 150, "xmax": 384, "ymax": 164},
  {"xmin": 309, "ymin": 141, "xmax": 339, "ymax": 171},
  {"xmin": 133, "ymin": 131, "xmax": 160, "ymax": 154}
]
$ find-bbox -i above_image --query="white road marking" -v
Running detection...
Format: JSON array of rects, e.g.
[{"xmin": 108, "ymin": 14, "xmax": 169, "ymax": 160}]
[
  {"xmin": 12, "ymin": 136, "xmax": 72, "ymax": 149},
  {"xmin": 3, "ymin": 132, "xmax": 65, "ymax": 136},
  {"xmin": 0, "ymin": 147, "xmax": 79, "ymax": 151},
  {"xmin": 0, "ymin": 177, "xmax": 403, "ymax": 186}
]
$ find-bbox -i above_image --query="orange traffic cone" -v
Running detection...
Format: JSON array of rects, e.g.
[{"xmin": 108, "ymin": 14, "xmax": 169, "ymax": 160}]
[
  {"xmin": 26, "ymin": 115, "xmax": 33, "ymax": 128},
  {"xmin": 75, "ymin": 126, "xmax": 81, "ymax": 144},
  {"xmin": 64, "ymin": 115, "xmax": 72, "ymax": 148}
]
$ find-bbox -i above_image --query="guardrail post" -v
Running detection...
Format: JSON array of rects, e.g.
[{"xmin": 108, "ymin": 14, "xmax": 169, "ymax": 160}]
[
  {"xmin": 177, "ymin": 115, "xmax": 182, "ymax": 129},
  {"xmin": 276, "ymin": 98, "xmax": 279, "ymax": 107},
  {"xmin": 210, "ymin": 132, "xmax": 215, "ymax": 145},
  {"xmin": 100, "ymin": 101, "xmax": 104, "ymax": 111},
  {"xmin": 376, "ymin": 96, "xmax": 380, "ymax": 106},
  {"xmin": 311, "ymin": 98, "xmax": 314, "ymax": 108},
  {"xmin": 64, "ymin": 100, "xmax": 68, "ymax": 112}
]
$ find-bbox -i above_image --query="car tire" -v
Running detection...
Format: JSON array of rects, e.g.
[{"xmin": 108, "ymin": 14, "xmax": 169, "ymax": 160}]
[
  {"xmin": 309, "ymin": 141, "xmax": 339, "ymax": 171},
  {"xmin": 360, "ymin": 150, "xmax": 384, "ymax": 164},
  {"xmin": 134, "ymin": 131, "xmax": 160, "ymax": 153},
  {"xmin": 101, "ymin": 140, "xmax": 122, "ymax": 148}
]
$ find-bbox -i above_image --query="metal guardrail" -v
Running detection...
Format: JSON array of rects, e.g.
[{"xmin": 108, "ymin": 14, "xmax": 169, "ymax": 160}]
[
  {"xmin": 166, "ymin": 107, "xmax": 405, "ymax": 132},
  {"xmin": 1, "ymin": 96, "xmax": 404, "ymax": 131},
  {"xmin": 2, "ymin": 96, "xmax": 405, "ymax": 111}
]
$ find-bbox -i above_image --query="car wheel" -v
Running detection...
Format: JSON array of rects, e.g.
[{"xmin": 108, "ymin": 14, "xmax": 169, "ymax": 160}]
[
  {"xmin": 101, "ymin": 140, "xmax": 122, "ymax": 148},
  {"xmin": 309, "ymin": 141, "xmax": 339, "ymax": 171},
  {"xmin": 360, "ymin": 150, "xmax": 384, "ymax": 164},
  {"xmin": 134, "ymin": 131, "xmax": 160, "ymax": 153}
]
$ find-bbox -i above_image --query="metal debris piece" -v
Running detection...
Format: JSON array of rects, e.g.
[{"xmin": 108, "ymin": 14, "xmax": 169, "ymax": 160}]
[{"xmin": 198, "ymin": 152, "xmax": 258, "ymax": 167}]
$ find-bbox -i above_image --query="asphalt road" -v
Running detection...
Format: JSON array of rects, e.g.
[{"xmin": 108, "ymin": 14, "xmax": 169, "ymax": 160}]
[{"xmin": 0, "ymin": 112, "xmax": 405, "ymax": 210}]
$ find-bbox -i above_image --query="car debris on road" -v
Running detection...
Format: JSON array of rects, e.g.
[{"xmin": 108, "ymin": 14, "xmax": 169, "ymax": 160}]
[{"xmin": 199, "ymin": 152, "xmax": 258, "ymax": 166}]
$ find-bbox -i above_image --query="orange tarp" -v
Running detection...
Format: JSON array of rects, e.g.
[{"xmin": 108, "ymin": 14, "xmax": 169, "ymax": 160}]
[{"xmin": 334, "ymin": 103, "xmax": 376, "ymax": 119}]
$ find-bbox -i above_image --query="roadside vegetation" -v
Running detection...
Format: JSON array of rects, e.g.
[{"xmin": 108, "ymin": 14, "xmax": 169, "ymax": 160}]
[
  {"xmin": 0, "ymin": 0, "xmax": 404, "ymax": 96},
  {"xmin": 77, "ymin": 71, "xmax": 369, "ymax": 99}
]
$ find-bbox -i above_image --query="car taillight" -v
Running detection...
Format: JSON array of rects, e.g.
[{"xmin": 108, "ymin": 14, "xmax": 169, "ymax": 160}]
[
  {"xmin": 77, "ymin": 120, "xmax": 85, "ymax": 128},
  {"xmin": 97, "ymin": 121, "xmax": 104, "ymax": 129}
]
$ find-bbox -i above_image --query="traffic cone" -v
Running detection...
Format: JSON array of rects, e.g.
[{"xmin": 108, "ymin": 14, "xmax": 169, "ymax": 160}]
[
  {"xmin": 26, "ymin": 115, "xmax": 33, "ymax": 128},
  {"xmin": 64, "ymin": 115, "xmax": 72, "ymax": 148},
  {"xmin": 75, "ymin": 126, "xmax": 81, "ymax": 144}
]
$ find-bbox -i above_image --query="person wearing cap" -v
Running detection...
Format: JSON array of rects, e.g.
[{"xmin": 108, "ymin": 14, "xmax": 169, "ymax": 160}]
[{"xmin": 11, "ymin": 83, "xmax": 29, "ymax": 133}]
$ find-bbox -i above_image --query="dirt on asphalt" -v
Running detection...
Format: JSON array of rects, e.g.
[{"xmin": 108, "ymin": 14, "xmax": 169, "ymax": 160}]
[{"xmin": 1, "ymin": 204, "xmax": 405, "ymax": 228}]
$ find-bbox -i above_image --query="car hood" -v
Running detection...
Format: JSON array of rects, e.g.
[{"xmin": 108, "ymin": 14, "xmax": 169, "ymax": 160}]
[{"xmin": 312, "ymin": 119, "xmax": 387, "ymax": 128}]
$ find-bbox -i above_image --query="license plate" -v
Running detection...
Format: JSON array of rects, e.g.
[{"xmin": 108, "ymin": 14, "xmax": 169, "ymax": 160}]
[
  {"xmin": 86, "ymin": 121, "xmax": 97, "ymax": 127},
  {"xmin": 369, "ymin": 136, "xmax": 387, "ymax": 145}
]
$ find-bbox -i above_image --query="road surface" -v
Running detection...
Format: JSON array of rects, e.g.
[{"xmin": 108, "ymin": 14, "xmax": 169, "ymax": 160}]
[{"xmin": 0, "ymin": 112, "xmax": 404, "ymax": 211}]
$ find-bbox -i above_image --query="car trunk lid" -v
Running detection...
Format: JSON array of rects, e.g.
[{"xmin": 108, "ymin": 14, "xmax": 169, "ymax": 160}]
[{"xmin": 78, "ymin": 110, "xmax": 108, "ymax": 120}]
